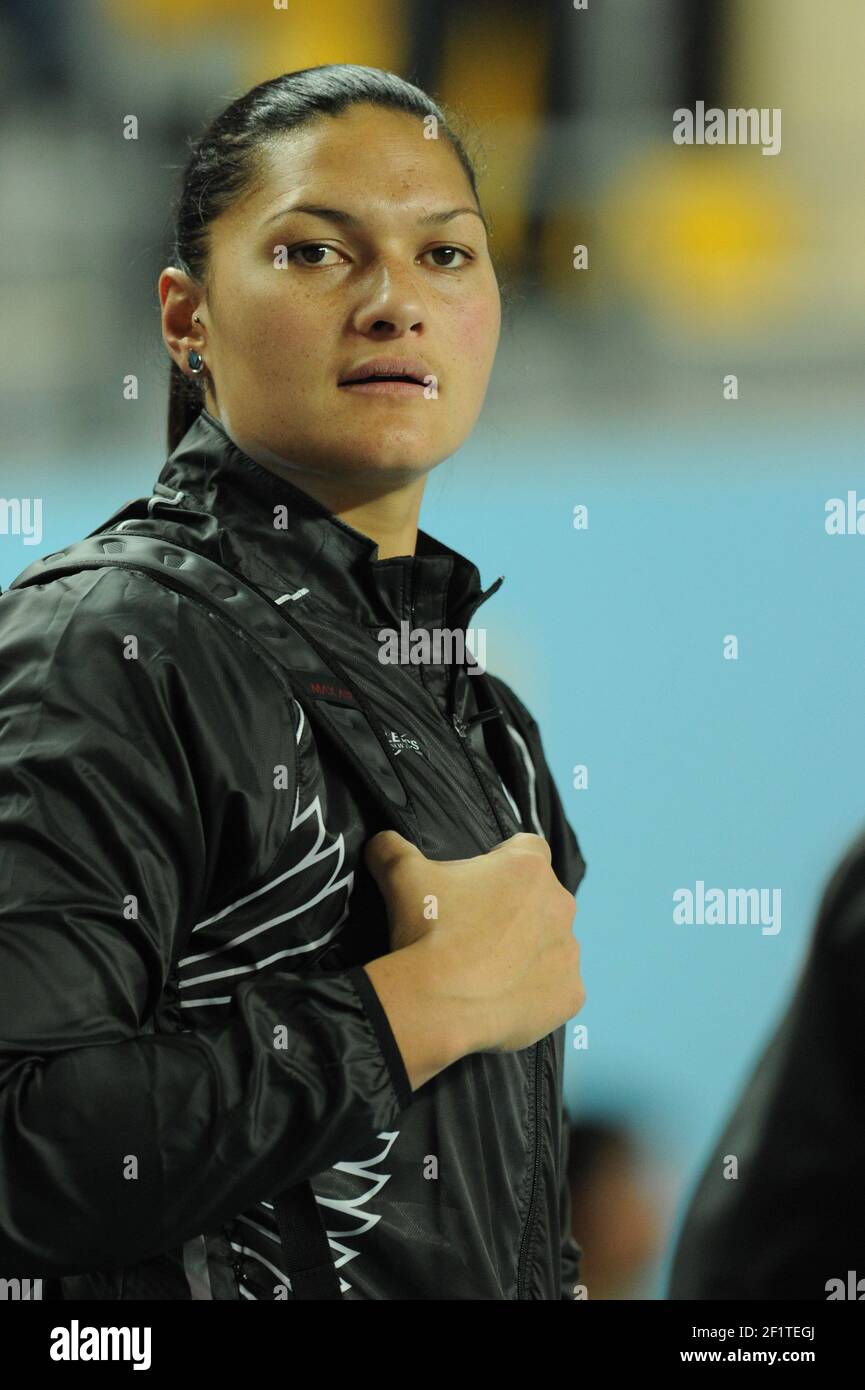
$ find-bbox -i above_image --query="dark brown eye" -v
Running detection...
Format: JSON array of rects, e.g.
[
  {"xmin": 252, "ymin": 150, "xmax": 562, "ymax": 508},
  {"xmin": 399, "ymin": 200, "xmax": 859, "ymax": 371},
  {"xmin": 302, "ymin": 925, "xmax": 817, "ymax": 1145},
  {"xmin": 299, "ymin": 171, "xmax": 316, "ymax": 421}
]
[
  {"xmin": 290, "ymin": 244, "xmax": 344, "ymax": 266},
  {"xmin": 426, "ymin": 246, "xmax": 471, "ymax": 268}
]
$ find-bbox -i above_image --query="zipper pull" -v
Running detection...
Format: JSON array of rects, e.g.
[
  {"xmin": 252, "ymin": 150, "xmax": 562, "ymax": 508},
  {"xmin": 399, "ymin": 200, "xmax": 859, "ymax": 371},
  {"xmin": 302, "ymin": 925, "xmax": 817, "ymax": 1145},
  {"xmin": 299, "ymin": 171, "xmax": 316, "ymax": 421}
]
[{"xmin": 452, "ymin": 712, "xmax": 468, "ymax": 738}]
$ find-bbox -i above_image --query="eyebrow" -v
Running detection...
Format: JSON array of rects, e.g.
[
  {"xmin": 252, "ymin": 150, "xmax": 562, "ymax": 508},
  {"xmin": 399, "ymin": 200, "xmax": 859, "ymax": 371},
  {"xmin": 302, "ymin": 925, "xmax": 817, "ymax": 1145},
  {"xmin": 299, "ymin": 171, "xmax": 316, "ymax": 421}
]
[{"xmin": 263, "ymin": 202, "xmax": 488, "ymax": 234}]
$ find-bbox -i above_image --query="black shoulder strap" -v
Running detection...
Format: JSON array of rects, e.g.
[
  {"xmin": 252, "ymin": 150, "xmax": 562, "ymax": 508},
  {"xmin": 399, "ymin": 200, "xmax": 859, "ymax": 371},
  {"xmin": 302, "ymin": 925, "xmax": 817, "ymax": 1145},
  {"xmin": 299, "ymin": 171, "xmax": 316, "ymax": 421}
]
[
  {"xmin": 273, "ymin": 1181, "xmax": 343, "ymax": 1300},
  {"xmin": 7, "ymin": 530, "xmax": 432, "ymax": 1301},
  {"xmin": 7, "ymin": 532, "xmax": 420, "ymax": 844}
]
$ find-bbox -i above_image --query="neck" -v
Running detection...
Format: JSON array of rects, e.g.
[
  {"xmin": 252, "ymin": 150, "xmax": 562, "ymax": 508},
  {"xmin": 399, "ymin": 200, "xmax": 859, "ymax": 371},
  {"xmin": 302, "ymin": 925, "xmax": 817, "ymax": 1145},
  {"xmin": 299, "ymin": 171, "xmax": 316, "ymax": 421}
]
[
  {"xmin": 207, "ymin": 412, "xmax": 428, "ymax": 559},
  {"xmin": 322, "ymin": 482, "xmax": 426, "ymax": 560}
]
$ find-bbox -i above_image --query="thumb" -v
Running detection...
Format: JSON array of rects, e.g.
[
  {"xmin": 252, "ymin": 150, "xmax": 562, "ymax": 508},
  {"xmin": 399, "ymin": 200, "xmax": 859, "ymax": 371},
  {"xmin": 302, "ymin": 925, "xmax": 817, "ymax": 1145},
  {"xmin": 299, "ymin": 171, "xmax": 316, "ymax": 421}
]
[{"xmin": 363, "ymin": 829, "xmax": 421, "ymax": 883}]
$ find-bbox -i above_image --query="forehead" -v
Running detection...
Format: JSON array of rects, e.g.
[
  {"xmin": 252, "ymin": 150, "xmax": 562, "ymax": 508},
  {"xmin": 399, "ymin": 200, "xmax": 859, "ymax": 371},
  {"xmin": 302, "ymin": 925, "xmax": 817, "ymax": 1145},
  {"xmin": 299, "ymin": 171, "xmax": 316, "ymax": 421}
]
[{"xmin": 227, "ymin": 104, "xmax": 473, "ymax": 228}]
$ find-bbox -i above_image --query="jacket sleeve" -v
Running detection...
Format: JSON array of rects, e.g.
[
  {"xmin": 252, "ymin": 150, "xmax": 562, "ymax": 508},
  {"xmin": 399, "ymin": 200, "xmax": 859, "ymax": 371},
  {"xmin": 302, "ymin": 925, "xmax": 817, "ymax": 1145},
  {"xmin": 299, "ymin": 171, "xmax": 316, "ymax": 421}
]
[
  {"xmin": 0, "ymin": 569, "xmax": 413, "ymax": 1280},
  {"xmin": 540, "ymin": 743, "xmax": 587, "ymax": 898}
]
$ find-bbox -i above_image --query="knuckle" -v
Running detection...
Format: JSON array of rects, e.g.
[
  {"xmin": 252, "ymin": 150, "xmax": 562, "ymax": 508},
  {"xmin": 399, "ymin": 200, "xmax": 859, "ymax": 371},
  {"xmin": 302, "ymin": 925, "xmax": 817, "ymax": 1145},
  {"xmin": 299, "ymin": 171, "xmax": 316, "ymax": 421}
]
[
  {"xmin": 508, "ymin": 832, "xmax": 550, "ymax": 859},
  {"xmin": 368, "ymin": 828, "xmax": 400, "ymax": 852},
  {"xmin": 366, "ymin": 829, "xmax": 414, "ymax": 876}
]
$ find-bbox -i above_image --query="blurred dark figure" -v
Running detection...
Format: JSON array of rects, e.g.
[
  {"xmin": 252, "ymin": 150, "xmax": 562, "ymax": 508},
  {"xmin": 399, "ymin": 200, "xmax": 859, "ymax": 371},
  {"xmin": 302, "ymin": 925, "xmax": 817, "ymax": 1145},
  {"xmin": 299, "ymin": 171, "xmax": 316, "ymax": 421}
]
[
  {"xmin": 0, "ymin": 0, "xmax": 75, "ymax": 105},
  {"xmin": 566, "ymin": 1117, "xmax": 663, "ymax": 1299},
  {"xmin": 669, "ymin": 829, "xmax": 865, "ymax": 1300}
]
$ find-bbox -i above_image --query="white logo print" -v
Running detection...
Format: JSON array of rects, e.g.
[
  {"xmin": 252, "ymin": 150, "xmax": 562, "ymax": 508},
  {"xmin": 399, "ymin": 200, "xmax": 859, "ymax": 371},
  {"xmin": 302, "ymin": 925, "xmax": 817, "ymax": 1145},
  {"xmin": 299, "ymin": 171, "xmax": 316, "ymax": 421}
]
[
  {"xmin": 178, "ymin": 700, "xmax": 354, "ymax": 1004},
  {"xmin": 387, "ymin": 730, "xmax": 424, "ymax": 757}
]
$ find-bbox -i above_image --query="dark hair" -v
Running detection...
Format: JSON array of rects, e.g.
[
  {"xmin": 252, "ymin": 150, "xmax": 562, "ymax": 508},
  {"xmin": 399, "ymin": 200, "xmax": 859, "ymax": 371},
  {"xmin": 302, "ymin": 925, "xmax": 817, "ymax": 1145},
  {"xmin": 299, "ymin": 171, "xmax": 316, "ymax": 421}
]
[{"xmin": 166, "ymin": 63, "xmax": 496, "ymax": 453}]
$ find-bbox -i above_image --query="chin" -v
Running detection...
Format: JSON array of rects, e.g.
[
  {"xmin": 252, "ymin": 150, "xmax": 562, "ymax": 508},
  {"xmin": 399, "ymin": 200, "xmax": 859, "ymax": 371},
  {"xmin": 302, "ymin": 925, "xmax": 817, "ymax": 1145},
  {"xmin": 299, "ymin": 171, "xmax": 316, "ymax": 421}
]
[{"xmin": 333, "ymin": 435, "xmax": 448, "ymax": 478}]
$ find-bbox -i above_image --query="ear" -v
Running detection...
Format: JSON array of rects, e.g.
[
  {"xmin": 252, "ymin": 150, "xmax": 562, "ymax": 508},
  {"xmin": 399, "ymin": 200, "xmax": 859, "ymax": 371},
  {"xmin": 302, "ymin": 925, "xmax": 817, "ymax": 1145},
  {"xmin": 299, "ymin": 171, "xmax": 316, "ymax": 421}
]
[{"xmin": 159, "ymin": 267, "xmax": 205, "ymax": 370}]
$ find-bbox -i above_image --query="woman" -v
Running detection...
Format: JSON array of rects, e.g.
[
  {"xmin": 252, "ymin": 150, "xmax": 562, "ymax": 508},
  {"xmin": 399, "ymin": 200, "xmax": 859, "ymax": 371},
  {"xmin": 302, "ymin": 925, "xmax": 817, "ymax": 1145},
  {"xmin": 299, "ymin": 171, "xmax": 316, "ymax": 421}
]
[{"xmin": 0, "ymin": 64, "xmax": 587, "ymax": 1300}]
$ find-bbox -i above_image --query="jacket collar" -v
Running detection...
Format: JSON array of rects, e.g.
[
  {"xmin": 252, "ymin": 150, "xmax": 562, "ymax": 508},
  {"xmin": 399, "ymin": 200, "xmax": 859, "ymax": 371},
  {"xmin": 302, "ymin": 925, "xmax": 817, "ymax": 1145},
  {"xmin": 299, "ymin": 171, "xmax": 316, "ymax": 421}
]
[{"xmin": 154, "ymin": 409, "xmax": 503, "ymax": 636}]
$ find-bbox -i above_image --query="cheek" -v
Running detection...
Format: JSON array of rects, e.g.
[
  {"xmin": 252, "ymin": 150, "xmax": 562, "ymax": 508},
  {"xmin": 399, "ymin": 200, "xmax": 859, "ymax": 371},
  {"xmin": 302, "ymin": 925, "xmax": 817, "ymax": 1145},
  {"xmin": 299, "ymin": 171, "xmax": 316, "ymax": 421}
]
[
  {"xmin": 237, "ymin": 285, "xmax": 323, "ymax": 366},
  {"xmin": 449, "ymin": 297, "xmax": 500, "ymax": 379}
]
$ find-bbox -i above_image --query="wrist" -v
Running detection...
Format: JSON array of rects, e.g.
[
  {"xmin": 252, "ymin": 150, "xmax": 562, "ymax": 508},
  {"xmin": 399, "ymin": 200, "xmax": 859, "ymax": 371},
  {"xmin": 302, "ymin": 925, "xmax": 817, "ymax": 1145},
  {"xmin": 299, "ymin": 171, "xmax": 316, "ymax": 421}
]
[{"xmin": 362, "ymin": 937, "xmax": 479, "ymax": 1089}]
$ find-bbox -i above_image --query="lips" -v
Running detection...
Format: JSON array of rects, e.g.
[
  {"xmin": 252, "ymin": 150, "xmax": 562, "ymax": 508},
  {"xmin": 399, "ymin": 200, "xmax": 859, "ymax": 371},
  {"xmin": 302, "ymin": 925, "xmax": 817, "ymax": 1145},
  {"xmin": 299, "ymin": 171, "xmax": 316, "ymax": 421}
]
[{"xmin": 338, "ymin": 357, "xmax": 433, "ymax": 386}]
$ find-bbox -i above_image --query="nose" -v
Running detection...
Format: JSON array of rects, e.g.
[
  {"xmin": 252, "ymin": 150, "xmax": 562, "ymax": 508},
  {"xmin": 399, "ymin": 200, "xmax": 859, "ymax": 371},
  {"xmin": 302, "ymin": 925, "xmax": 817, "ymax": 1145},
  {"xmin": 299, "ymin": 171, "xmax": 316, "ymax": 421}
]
[{"xmin": 350, "ymin": 260, "xmax": 425, "ymax": 337}]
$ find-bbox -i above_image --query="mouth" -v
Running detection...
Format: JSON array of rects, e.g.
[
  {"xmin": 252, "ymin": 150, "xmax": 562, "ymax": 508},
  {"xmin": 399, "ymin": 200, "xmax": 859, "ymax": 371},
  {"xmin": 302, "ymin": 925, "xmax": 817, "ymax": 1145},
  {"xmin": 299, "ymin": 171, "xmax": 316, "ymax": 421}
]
[
  {"xmin": 337, "ymin": 358, "xmax": 434, "ymax": 396},
  {"xmin": 338, "ymin": 375, "xmax": 427, "ymax": 396}
]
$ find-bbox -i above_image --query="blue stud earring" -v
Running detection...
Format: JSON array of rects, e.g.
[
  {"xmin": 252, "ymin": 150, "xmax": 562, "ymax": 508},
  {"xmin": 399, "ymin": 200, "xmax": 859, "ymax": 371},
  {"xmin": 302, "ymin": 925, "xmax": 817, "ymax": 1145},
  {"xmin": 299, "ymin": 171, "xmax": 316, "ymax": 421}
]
[{"xmin": 188, "ymin": 349, "xmax": 204, "ymax": 374}]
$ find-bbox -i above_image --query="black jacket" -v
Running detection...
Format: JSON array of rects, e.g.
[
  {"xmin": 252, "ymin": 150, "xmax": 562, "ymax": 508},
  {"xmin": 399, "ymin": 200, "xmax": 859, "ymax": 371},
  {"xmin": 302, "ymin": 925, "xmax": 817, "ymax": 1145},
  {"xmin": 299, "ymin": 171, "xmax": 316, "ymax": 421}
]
[
  {"xmin": 668, "ymin": 829, "xmax": 865, "ymax": 1300},
  {"xmin": 0, "ymin": 408, "xmax": 587, "ymax": 1300}
]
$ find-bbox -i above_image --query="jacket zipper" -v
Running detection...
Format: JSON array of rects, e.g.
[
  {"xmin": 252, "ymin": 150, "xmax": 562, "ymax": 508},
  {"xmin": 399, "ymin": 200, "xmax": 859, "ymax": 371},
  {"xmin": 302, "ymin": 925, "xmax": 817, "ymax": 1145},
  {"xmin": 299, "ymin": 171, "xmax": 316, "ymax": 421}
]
[
  {"xmin": 439, "ymin": 706, "xmax": 510, "ymax": 840},
  {"xmin": 409, "ymin": 592, "xmax": 546, "ymax": 1297},
  {"xmin": 450, "ymin": 710, "xmax": 498, "ymax": 815},
  {"xmin": 449, "ymin": 698, "xmax": 547, "ymax": 1299},
  {"xmin": 391, "ymin": 676, "xmax": 505, "ymax": 838},
  {"xmin": 516, "ymin": 1035, "xmax": 545, "ymax": 1299},
  {"xmin": 407, "ymin": 574, "xmax": 510, "ymax": 840}
]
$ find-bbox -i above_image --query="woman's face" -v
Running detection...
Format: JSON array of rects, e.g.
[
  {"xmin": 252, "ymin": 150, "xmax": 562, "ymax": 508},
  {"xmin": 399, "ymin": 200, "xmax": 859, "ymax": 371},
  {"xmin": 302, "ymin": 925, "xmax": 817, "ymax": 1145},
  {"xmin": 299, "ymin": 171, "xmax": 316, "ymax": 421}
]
[{"xmin": 162, "ymin": 103, "xmax": 501, "ymax": 486}]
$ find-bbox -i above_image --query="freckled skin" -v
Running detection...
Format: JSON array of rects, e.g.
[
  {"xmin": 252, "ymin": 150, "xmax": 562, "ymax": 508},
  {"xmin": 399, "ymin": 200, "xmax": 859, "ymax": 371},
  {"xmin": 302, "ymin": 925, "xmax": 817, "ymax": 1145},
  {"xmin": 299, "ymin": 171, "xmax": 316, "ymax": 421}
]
[{"xmin": 159, "ymin": 104, "xmax": 501, "ymax": 527}]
